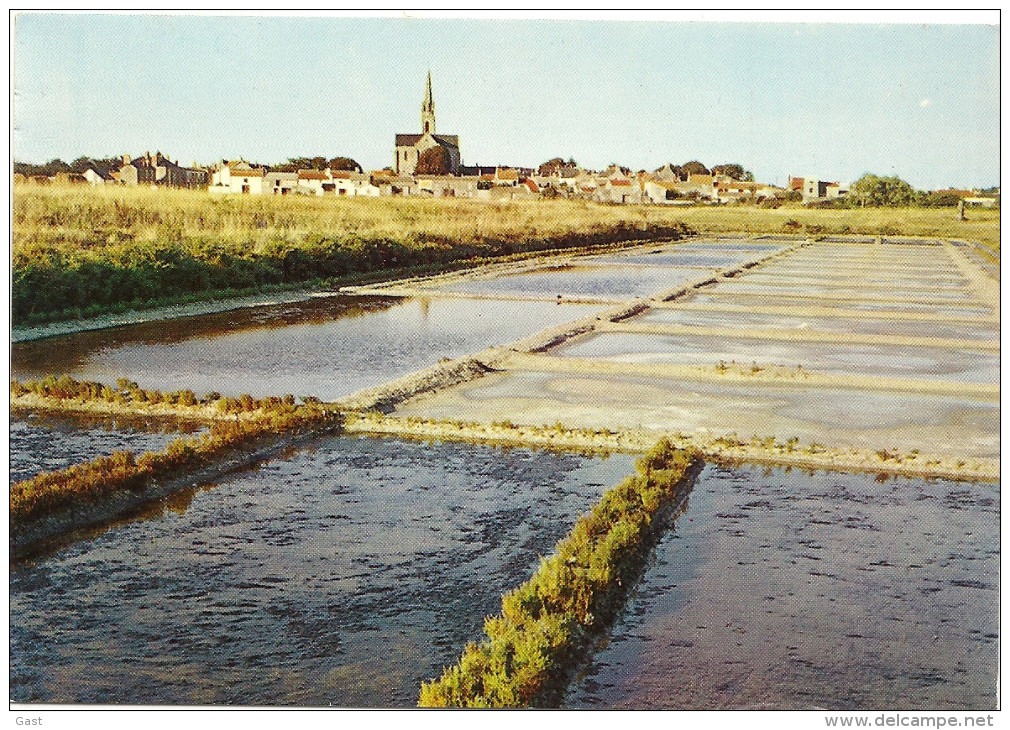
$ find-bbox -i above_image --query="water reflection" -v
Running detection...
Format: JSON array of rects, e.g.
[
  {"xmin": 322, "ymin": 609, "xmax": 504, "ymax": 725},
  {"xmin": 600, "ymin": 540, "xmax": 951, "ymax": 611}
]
[
  {"xmin": 11, "ymin": 295, "xmax": 600, "ymax": 401},
  {"xmin": 11, "ymin": 296, "xmax": 401, "ymax": 375},
  {"xmin": 566, "ymin": 464, "xmax": 999, "ymax": 710},
  {"xmin": 10, "ymin": 436, "xmax": 634, "ymax": 706}
]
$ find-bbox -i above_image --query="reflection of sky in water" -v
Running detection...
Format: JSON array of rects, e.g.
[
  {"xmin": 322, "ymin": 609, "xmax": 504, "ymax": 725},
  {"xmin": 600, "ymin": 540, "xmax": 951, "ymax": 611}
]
[
  {"xmin": 441, "ymin": 265, "xmax": 708, "ymax": 299},
  {"xmin": 11, "ymin": 295, "xmax": 600, "ymax": 400},
  {"xmin": 636, "ymin": 308, "xmax": 998, "ymax": 341},
  {"xmin": 555, "ymin": 332, "xmax": 999, "ymax": 383},
  {"xmin": 407, "ymin": 371, "xmax": 998, "ymax": 458},
  {"xmin": 684, "ymin": 292, "xmax": 994, "ymax": 318},
  {"xmin": 566, "ymin": 464, "xmax": 999, "ymax": 709},
  {"xmin": 715, "ymin": 282, "xmax": 975, "ymax": 301},
  {"xmin": 11, "ymin": 436, "xmax": 634, "ymax": 706}
]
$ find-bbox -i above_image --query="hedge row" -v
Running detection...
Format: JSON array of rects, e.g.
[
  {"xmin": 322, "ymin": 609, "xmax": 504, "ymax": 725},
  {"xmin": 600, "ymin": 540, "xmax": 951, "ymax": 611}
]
[
  {"xmin": 418, "ymin": 438, "xmax": 699, "ymax": 707},
  {"xmin": 11, "ymin": 374, "xmax": 313, "ymax": 414},
  {"xmin": 10, "ymin": 397, "xmax": 342, "ymax": 524}
]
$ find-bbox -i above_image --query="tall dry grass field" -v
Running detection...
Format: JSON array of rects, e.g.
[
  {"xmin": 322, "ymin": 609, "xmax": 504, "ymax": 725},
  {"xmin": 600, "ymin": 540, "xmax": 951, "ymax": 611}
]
[{"xmin": 12, "ymin": 183, "xmax": 998, "ymax": 325}]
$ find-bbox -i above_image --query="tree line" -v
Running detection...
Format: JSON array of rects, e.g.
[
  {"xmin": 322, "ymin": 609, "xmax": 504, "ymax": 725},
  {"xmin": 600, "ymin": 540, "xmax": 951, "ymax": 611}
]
[
  {"xmin": 15, "ymin": 156, "xmax": 125, "ymax": 177},
  {"xmin": 536, "ymin": 157, "xmax": 754, "ymax": 181},
  {"xmin": 15, "ymin": 154, "xmax": 363, "ymax": 177},
  {"xmin": 833, "ymin": 174, "xmax": 998, "ymax": 208}
]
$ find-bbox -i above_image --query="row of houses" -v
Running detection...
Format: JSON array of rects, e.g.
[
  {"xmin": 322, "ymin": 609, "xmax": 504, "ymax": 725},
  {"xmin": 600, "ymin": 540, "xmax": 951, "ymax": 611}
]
[
  {"xmin": 14, "ymin": 148, "xmax": 861, "ymax": 209},
  {"xmin": 24, "ymin": 153, "xmax": 791, "ymax": 206},
  {"xmin": 13, "ymin": 151, "xmax": 212, "ymax": 189},
  {"xmin": 208, "ymin": 160, "xmax": 381, "ymax": 197}
]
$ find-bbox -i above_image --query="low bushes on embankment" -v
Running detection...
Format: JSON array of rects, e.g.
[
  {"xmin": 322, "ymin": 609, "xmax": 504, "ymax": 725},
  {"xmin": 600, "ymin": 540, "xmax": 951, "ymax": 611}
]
[
  {"xmin": 418, "ymin": 438, "xmax": 700, "ymax": 707},
  {"xmin": 13, "ymin": 186, "xmax": 690, "ymax": 325},
  {"xmin": 10, "ymin": 376, "xmax": 342, "ymax": 554},
  {"xmin": 11, "ymin": 374, "xmax": 315, "ymax": 417}
]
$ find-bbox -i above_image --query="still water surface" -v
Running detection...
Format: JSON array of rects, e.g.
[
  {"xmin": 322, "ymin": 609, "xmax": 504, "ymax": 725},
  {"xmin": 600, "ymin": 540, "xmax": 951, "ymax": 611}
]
[
  {"xmin": 440, "ymin": 264, "xmax": 709, "ymax": 300},
  {"xmin": 556, "ymin": 332, "xmax": 999, "ymax": 384},
  {"xmin": 10, "ymin": 436, "xmax": 633, "ymax": 706},
  {"xmin": 11, "ymin": 295, "xmax": 598, "ymax": 401},
  {"xmin": 566, "ymin": 464, "xmax": 998, "ymax": 709}
]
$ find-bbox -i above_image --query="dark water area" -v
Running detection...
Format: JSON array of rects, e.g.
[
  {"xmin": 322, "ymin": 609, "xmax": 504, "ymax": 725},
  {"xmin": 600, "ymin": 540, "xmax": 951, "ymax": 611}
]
[
  {"xmin": 10, "ymin": 411, "xmax": 204, "ymax": 484},
  {"xmin": 565, "ymin": 464, "xmax": 999, "ymax": 710},
  {"xmin": 11, "ymin": 295, "xmax": 598, "ymax": 401},
  {"xmin": 10, "ymin": 436, "xmax": 634, "ymax": 706}
]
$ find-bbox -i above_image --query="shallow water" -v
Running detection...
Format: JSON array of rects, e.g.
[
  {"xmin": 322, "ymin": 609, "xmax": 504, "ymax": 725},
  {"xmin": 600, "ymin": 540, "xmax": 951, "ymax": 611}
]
[
  {"xmin": 397, "ymin": 370, "xmax": 999, "ymax": 459},
  {"xmin": 10, "ymin": 436, "xmax": 634, "ymax": 706},
  {"xmin": 439, "ymin": 264, "xmax": 709, "ymax": 300},
  {"xmin": 555, "ymin": 332, "xmax": 999, "ymax": 384},
  {"xmin": 565, "ymin": 464, "xmax": 999, "ymax": 709},
  {"xmin": 738, "ymin": 272, "xmax": 971, "ymax": 289},
  {"xmin": 10, "ymin": 411, "xmax": 204, "ymax": 484},
  {"xmin": 637, "ymin": 308, "xmax": 999, "ymax": 341},
  {"xmin": 683, "ymin": 291, "xmax": 996, "ymax": 319},
  {"xmin": 585, "ymin": 245, "xmax": 783, "ymax": 269},
  {"xmin": 713, "ymin": 281, "xmax": 976, "ymax": 302},
  {"xmin": 11, "ymin": 295, "xmax": 599, "ymax": 401}
]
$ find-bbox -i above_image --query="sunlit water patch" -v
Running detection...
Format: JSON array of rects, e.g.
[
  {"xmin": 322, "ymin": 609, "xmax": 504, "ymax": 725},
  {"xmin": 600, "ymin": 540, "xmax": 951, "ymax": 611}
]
[
  {"xmin": 554, "ymin": 332, "xmax": 999, "ymax": 384},
  {"xmin": 636, "ymin": 308, "xmax": 998, "ymax": 341},
  {"xmin": 439, "ymin": 265, "xmax": 708, "ymax": 300},
  {"xmin": 11, "ymin": 295, "xmax": 599, "ymax": 401}
]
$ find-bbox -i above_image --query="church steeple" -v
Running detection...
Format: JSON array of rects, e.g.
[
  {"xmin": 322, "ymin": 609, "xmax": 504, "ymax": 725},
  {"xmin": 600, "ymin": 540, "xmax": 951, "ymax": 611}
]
[{"xmin": 421, "ymin": 71, "xmax": 436, "ymax": 135}]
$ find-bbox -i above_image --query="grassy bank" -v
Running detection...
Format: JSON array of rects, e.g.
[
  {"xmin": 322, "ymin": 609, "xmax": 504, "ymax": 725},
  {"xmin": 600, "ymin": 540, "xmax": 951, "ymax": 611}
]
[
  {"xmin": 418, "ymin": 438, "xmax": 699, "ymax": 707},
  {"xmin": 15, "ymin": 184, "xmax": 997, "ymax": 326},
  {"xmin": 13, "ymin": 185, "xmax": 688, "ymax": 325},
  {"xmin": 673, "ymin": 205, "xmax": 1000, "ymax": 251},
  {"xmin": 9, "ymin": 376, "xmax": 342, "ymax": 525}
]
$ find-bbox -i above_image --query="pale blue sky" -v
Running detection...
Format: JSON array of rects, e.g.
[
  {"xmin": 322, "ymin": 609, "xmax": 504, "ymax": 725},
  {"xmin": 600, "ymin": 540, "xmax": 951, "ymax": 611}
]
[{"xmin": 12, "ymin": 13, "xmax": 1000, "ymax": 189}]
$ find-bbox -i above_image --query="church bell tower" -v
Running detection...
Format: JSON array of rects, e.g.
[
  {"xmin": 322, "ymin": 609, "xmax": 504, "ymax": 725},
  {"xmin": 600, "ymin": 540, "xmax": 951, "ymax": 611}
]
[{"xmin": 421, "ymin": 71, "xmax": 436, "ymax": 135}]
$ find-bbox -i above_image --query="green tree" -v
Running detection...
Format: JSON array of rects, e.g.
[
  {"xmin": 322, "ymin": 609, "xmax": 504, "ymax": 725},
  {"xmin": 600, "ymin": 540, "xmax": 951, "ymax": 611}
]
[
  {"xmin": 849, "ymin": 173, "xmax": 917, "ymax": 207},
  {"xmin": 327, "ymin": 157, "xmax": 362, "ymax": 172},
  {"xmin": 273, "ymin": 156, "xmax": 329, "ymax": 172},
  {"xmin": 537, "ymin": 157, "xmax": 578, "ymax": 175},
  {"xmin": 681, "ymin": 160, "xmax": 710, "ymax": 177},
  {"xmin": 711, "ymin": 163, "xmax": 753, "ymax": 181},
  {"xmin": 920, "ymin": 190, "xmax": 962, "ymax": 208}
]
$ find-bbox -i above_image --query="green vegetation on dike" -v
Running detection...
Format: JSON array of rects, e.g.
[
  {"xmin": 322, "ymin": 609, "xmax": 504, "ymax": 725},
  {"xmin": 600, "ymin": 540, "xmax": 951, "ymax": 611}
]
[
  {"xmin": 10, "ymin": 376, "xmax": 342, "ymax": 524},
  {"xmin": 418, "ymin": 438, "xmax": 699, "ymax": 707}
]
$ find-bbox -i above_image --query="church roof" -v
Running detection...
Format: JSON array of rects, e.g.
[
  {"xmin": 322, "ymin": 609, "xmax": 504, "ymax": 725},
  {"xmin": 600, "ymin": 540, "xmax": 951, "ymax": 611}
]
[
  {"xmin": 395, "ymin": 134, "xmax": 424, "ymax": 146},
  {"xmin": 432, "ymin": 134, "xmax": 459, "ymax": 149},
  {"xmin": 394, "ymin": 133, "xmax": 459, "ymax": 149}
]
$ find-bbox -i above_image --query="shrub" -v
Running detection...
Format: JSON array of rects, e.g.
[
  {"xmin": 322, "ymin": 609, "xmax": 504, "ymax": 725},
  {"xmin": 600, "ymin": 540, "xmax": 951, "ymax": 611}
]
[
  {"xmin": 419, "ymin": 439, "xmax": 698, "ymax": 707},
  {"xmin": 10, "ymin": 384, "xmax": 343, "ymax": 524}
]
